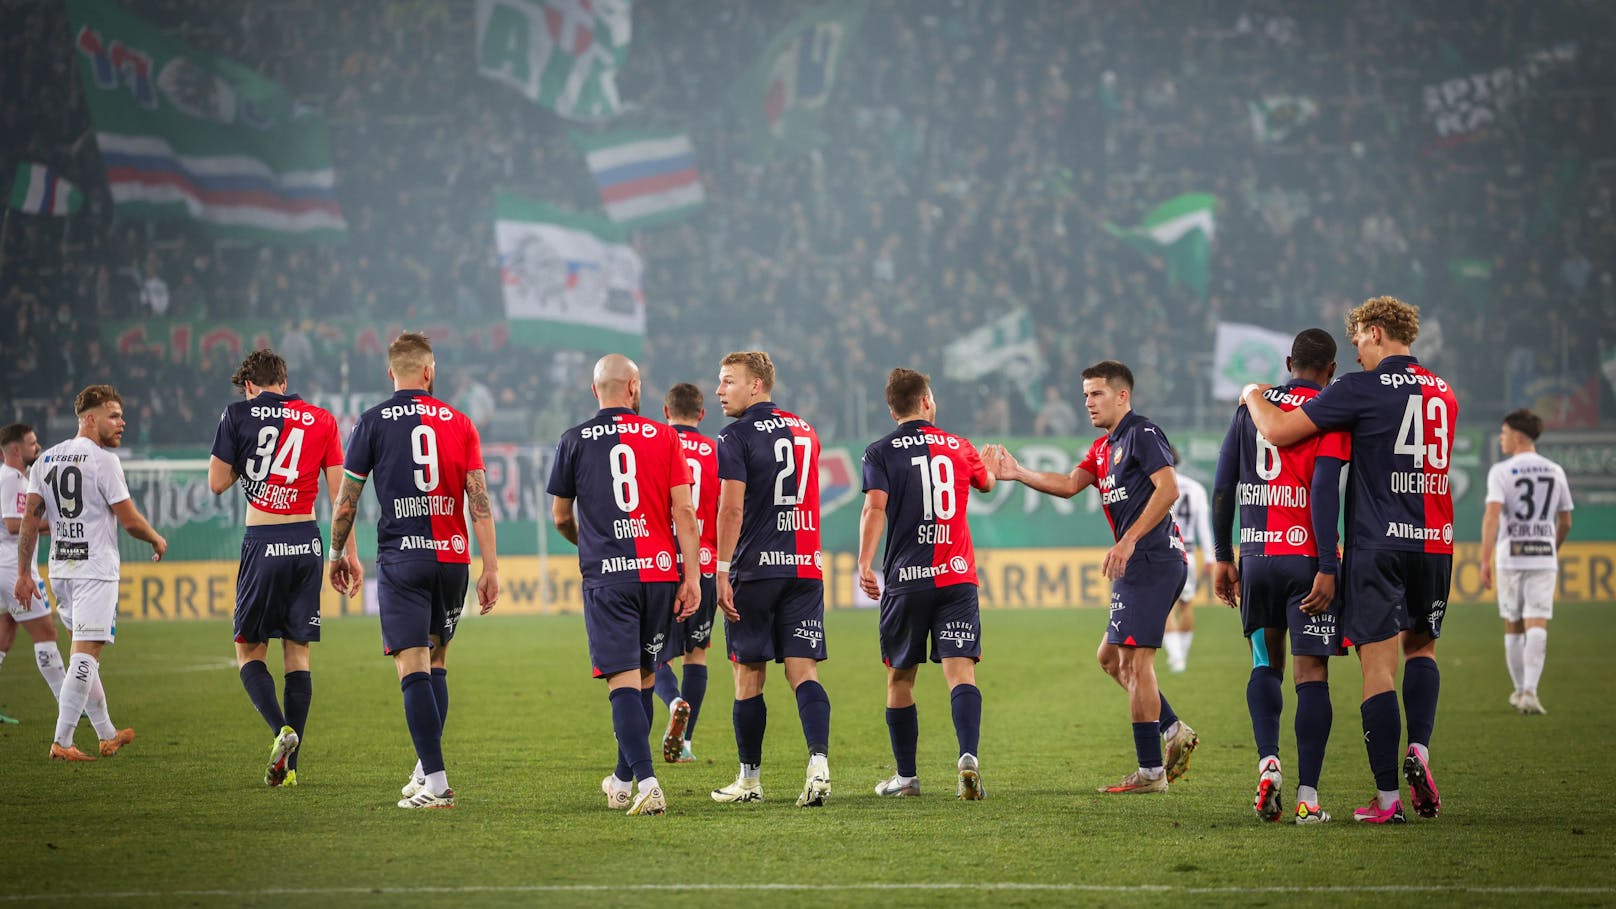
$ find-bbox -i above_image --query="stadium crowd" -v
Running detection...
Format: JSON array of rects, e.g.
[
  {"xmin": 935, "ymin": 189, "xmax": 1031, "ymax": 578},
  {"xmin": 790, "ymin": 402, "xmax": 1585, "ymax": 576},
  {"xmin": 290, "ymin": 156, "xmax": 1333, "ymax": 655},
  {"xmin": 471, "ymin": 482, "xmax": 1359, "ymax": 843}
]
[{"xmin": 3, "ymin": 0, "xmax": 1615, "ymax": 446}]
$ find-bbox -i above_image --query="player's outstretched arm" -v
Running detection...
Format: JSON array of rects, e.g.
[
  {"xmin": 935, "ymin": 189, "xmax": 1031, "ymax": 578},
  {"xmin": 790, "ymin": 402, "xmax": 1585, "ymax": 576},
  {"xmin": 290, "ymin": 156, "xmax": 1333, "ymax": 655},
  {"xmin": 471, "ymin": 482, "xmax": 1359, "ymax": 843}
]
[
  {"xmin": 111, "ymin": 498, "xmax": 166, "ymax": 561},
  {"xmin": 13, "ymin": 494, "xmax": 45, "ymax": 604},
  {"xmin": 983, "ymin": 444, "xmax": 1094, "ymax": 498},
  {"xmin": 1240, "ymin": 385, "xmax": 1322, "ymax": 448},
  {"xmin": 713, "ymin": 478, "xmax": 745, "ymax": 622},
  {"xmin": 328, "ymin": 473, "xmax": 366, "ymax": 595},
  {"xmin": 466, "ymin": 468, "xmax": 498, "ymax": 613},
  {"xmin": 856, "ymin": 489, "xmax": 888, "ymax": 601},
  {"xmin": 207, "ymin": 455, "xmax": 239, "ymax": 496}
]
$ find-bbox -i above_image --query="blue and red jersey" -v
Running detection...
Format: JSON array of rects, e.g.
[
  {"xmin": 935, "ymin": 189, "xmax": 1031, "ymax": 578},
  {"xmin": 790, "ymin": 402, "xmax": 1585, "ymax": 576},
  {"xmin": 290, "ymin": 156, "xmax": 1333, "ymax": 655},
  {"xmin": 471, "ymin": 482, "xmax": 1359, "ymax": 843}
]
[
  {"xmin": 1216, "ymin": 380, "xmax": 1351, "ymax": 559},
  {"xmin": 862, "ymin": 420, "xmax": 991, "ymax": 592},
  {"xmin": 1301, "ymin": 356, "xmax": 1458, "ymax": 554},
  {"xmin": 546, "ymin": 408, "xmax": 692, "ymax": 589},
  {"xmin": 210, "ymin": 391, "xmax": 342, "ymax": 517},
  {"xmin": 344, "ymin": 390, "xmax": 484, "ymax": 565},
  {"xmin": 673, "ymin": 424, "xmax": 718, "ymax": 575},
  {"xmin": 1081, "ymin": 410, "xmax": 1183, "ymax": 560},
  {"xmin": 716, "ymin": 401, "xmax": 822, "ymax": 581}
]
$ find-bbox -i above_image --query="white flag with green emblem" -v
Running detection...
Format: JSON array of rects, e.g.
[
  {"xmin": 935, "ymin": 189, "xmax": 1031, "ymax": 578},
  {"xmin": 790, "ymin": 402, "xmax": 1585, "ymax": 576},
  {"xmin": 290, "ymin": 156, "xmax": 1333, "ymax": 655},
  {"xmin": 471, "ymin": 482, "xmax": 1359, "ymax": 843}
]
[
  {"xmin": 476, "ymin": 0, "xmax": 631, "ymax": 122},
  {"xmin": 1213, "ymin": 322, "xmax": 1293, "ymax": 401}
]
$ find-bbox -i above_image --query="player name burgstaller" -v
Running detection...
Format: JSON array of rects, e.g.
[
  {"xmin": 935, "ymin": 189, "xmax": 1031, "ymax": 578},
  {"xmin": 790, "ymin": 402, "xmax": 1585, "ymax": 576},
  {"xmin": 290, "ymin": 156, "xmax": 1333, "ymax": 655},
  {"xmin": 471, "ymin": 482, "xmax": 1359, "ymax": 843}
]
[{"xmin": 393, "ymin": 495, "xmax": 459, "ymax": 518}]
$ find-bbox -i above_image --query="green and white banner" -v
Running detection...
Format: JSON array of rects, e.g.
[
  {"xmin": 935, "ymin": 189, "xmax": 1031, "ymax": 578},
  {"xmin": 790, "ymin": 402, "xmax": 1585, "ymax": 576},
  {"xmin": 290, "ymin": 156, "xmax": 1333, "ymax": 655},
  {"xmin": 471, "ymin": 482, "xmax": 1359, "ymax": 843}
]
[
  {"xmin": 476, "ymin": 0, "xmax": 631, "ymax": 122},
  {"xmin": 494, "ymin": 194, "xmax": 645, "ymax": 353},
  {"xmin": 1107, "ymin": 192, "xmax": 1217, "ymax": 299},
  {"xmin": 1248, "ymin": 94, "xmax": 1318, "ymax": 143},
  {"xmin": 1211, "ymin": 322, "xmax": 1293, "ymax": 401},
  {"xmin": 731, "ymin": 2, "xmax": 865, "ymax": 158}
]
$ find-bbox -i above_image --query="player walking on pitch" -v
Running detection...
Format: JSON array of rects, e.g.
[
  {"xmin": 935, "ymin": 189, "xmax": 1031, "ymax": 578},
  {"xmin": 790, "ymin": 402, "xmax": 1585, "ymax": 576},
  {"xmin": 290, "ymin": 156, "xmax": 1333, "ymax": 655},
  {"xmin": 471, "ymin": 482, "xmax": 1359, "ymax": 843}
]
[
  {"xmin": 547, "ymin": 356, "xmax": 702, "ymax": 816},
  {"xmin": 984, "ymin": 360, "xmax": 1199, "ymax": 794},
  {"xmin": 15, "ymin": 386, "xmax": 163, "ymax": 761},
  {"xmin": 329, "ymin": 333, "xmax": 499, "ymax": 808},
  {"xmin": 1212, "ymin": 329, "xmax": 1348, "ymax": 823},
  {"xmin": 1479, "ymin": 409, "xmax": 1571, "ymax": 716},
  {"xmin": 1, "ymin": 423, "xmax": 68, "ymax": 713},
  {"xmin": 1242, "ymin": 296, "xmax": 1456, "ymax": 824},
  {"xmin": 858, "ymin": 369, "xmax": 994, "ymax": 800},
  {"xmin": 709, "ymin": 351, "xmax": 835, "ymax": 807},
  {"xmin": 209, "ymin": 349, "xmax": 355, "ymax": 786},
  {"xmin": 652, "ymin": 383, "xmax": 719, "ymax": 764}
]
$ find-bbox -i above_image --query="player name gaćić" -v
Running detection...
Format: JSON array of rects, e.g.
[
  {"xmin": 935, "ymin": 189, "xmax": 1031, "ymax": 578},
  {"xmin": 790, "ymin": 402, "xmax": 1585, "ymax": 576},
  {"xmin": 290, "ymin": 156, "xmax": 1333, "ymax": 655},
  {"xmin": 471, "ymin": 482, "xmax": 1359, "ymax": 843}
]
[
  {"xmin": 1237, "ymin": 482, "xmax": 1308, "ymax": 507},
  {"xmin": 1390, "ymin": 471, "xmax": 1450, "ymax": 494},
  {"xmin": 392, "ymin": 495, "xmax": 458, "ymax": 518}
]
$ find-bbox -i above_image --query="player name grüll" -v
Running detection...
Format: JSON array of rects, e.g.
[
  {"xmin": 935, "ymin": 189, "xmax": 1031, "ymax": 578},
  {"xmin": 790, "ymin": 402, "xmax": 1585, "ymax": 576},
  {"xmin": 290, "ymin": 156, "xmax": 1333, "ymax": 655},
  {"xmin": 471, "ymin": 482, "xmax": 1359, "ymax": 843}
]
[
  {"xmin": 1390, "ymin": 471, "xmax": 1449, "ymax": 494},
  {"xmin": 777, "ymin": 510, "xmax": 816, "ymax": 531},
  {"xmin": 1237, "ymin": 483, "xmax": 1308, "ymax": 507},
  {"xmin": 393, "ymin": 495, "xmax": 457, "ymax": 519}
]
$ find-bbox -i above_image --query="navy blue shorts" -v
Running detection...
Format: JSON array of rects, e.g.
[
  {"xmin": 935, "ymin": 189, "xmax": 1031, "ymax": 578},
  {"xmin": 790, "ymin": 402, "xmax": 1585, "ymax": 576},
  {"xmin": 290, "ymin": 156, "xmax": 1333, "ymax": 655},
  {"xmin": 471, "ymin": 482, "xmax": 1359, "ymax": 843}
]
[
  {"xmin": 673, "ymin": 574, "xmax": 718, "ymax": 655},
  {"xmin": 1340, "ymin": 549, "xmax": 1453, "ymax": 647},
  {"xmin": 235, "ymin": 522, "xmax": 323, "ymax": 644},
  {"xmin": 1105, "ymin": 557, "xmax": 1186, "ymax": 649},
  {"xmin": 377, "ymin": 559, "xmax": 468, "ymax": 656},
  {"xmin": 1239, "ymin": 555, "xmax": 1342, "ymax": 658},
  {"xmin": 725, "ymin": 577, "xmax": 827, "ymax": 664},
  {"xmin": 879, "ymin": 584, "xmax": 982, "ymax": 669},
  {"xmin": 583, "ymin": 582, "xmax": 678, "ymax": 678}
]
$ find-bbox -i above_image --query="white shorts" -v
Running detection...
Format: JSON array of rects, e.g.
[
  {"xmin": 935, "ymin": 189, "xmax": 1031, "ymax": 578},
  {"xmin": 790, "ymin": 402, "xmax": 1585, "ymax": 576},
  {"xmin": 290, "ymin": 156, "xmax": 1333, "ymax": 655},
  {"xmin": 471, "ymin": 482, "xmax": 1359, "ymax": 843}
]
[
  {"xmin": 54, "ymin": 577, "xmax": 119, "ymax": 642},
  {"xmin": 1178, "ymin": 557, "xmax": 1199, "ymax": 604},
  {"xmin": 1497, "ymin": 568, "xmax": 1555, "ymax": 622},
  {"xmin": 2, "ymin": 565, "xmax": 51, "ymax": 623}
]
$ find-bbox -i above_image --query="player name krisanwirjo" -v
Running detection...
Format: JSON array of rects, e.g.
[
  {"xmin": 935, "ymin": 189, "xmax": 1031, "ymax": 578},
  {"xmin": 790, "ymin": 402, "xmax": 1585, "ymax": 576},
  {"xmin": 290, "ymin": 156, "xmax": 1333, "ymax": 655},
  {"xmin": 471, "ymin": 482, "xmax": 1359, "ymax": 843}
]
[{"xmin": 1237, "ymin": 482, "xmax": 1308, "ymax": 507}]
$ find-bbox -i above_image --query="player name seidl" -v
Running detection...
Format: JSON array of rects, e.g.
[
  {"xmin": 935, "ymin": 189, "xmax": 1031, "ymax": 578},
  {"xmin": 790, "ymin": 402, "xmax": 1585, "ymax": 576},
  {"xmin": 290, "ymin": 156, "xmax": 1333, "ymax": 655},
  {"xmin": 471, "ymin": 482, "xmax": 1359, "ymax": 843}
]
[
  {"xmin": 777, "ymin": 510, "xmax": 816, "ymax": 531},
  {"xmin": 916, "ymin": 523, "xmax": 952, "ymax": 544},
  {"xmin": 392, "ymin": 495, "xmax": 459, "ymax": 519},
  {"xmin": 1237, "ymin": 482, "xmax": 1308, "ymax": 507},
  {"xmin": 1390, "ymin": 471, "xmax": 1449, "ymax": 494}
]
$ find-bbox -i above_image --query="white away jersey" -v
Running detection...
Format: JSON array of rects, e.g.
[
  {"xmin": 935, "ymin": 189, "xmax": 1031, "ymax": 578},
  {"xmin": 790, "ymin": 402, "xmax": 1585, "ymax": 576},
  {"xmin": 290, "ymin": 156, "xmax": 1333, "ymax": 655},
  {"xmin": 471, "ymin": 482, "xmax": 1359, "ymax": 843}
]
[
  {"xmin": 1173, "ymin": 472, "xmax": 1213, "ymax": 568},
  {"xmin": 28, "ymin": 437, "xmax": 130, "ymax": 581},
  {"xmin": 1, "ymin": 463, "xmax": 41, "ymax": 579},
  {"xmin": 1486, "ymin": 451, "xmax": 1573, "ymax": 570}
]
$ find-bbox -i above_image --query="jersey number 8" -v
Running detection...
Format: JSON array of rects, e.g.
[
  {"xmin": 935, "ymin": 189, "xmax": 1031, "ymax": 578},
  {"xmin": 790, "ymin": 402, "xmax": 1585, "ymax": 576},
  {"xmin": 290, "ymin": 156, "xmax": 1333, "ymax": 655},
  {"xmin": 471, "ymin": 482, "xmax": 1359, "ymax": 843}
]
[{"xmin": 609, "ymin": 443, "xmax": 639, "ymax": 512}]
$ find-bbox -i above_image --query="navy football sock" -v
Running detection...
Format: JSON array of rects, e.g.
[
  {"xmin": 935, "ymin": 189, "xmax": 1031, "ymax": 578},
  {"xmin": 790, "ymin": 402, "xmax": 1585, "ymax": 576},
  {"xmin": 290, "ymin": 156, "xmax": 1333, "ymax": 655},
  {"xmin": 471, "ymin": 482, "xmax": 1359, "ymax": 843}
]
[
  {"xmin": 1295, "ymin": 681, "xmax": 1332, "ymax": 790},
  {"xmin": 682, "ymin": 664, "xmax": 709, "ymax": 740},
  {"xmin": 1157, "ymin": 692, "xmax": 1179, "ymax": 732},
  {"xmin": 1132, "ymin": 721, "xmax": 1164, "ymax": 770},
  {"xmin": 640, "ymin": 686, "xmax": 655, "ymax": 725},
  {"xmin": 950, "ymin": 683, "xmax": 982, "ymax": 757},
  {"xmin": 885, "ymin": 705, "xmax": 919, "ymax": 778},
  {"xmin": 239, "ymin": 660, "xmax": 286, "ymax": 733},
  {"xmin": 609, "ymin": 686, "xmax": 654, "ymax": 784},
  {"xmin": 283, "ymin": 670, "xmax": 312, "ymax": 771},
  {"xmin": 400, "ymin": 671, "xmax": 444, "ymax": 776},
  {"xmin": 1402, "ymin": 656, "xmax": 1439, "ymax": 749},
  {"xmin": 794, "ymin": 680, "xmax": 831, "ymax": 756},
  {"xmin": 654, "ymin": 663, "xmax": 681, "ymax": 707},
  {"xmin": 430, "ymin": 667, "xmax": 448, "ymax": 726},
  {"xmin": 1361, "ymin": 690, "xmax": 1401, "ymax": 793},
  {"xmin": 734, "ymin": 695, "xmax": 766, "ymax": 766},
  {"xmin": 1247, "ymin": 666, "xmax": 1284, "ymax": 759}
]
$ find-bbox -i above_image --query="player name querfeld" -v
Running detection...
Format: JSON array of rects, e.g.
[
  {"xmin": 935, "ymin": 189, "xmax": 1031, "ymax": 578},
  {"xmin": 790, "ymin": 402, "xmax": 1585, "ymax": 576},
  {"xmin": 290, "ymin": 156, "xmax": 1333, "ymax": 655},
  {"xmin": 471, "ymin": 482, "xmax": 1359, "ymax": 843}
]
[
  {"xmin": 1390, "ymin": 471, "xmax": 1449, "ymax": 494},
  {"xmin": 1238, "ymin": 483, "xmax": 1308, "ymax": 507}
]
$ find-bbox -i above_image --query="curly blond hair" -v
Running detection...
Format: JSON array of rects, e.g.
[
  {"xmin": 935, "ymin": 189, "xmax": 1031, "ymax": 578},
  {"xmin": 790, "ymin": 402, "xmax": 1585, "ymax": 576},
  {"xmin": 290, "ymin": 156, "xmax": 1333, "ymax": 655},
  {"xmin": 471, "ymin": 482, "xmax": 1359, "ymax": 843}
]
[{"xmin": 1346, "ymin": 296, "xmax": 1420, "ymax": 345}]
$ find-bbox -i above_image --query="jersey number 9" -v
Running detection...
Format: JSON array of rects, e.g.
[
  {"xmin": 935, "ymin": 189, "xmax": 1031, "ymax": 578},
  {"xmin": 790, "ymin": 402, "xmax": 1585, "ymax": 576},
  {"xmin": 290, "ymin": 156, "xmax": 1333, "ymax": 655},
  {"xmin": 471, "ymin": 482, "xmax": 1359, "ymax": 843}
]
[{"xmin": 411, "ymin": 425, "xmax": 440, "ymax": 492}]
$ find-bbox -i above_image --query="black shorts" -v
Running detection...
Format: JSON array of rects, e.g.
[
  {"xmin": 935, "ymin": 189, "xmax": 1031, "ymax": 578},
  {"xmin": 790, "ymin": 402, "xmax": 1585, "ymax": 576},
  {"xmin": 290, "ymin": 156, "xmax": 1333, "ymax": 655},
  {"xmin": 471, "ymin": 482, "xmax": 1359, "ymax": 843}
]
[
  {"xmin": 879, "ymin": 584, "xmax": 981, "ymax": 669},
  {"xmin": 724, "ymin": 576, "xmax": 826, "ymax": 664},
  {"xmin": 1239, "ymin": 555, "xmax": 1342, "ymax": 658},
  {"xmin": 673, "ymin": 574, "xmax": 718, "ymax": 655},
  {"xmin": 235, "ymin": 522, "xmax": 323, "ymax": 644},
  {"xmin": 1340, "ymin": 549, "xmax": 1453, "ymax": 647},
  {"xmin": 1105, "ymin": 557, "xmax": 1187, "ymax": 649},
  {"xmin": 377, "ymin": 559, "xmax": 468, "ymax": 655},
  {"xmin": 583, "ymin": 581, "xmax": 678, "ymax": 678}
]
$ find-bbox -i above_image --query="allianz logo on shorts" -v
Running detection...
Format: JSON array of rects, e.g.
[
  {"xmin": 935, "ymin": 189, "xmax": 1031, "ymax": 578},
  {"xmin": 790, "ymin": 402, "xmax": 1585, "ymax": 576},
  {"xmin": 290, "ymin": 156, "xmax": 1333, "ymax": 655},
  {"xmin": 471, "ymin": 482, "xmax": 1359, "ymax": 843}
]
[
  {"xmin": 792, "ymin": 620, "xmax": 824, "ymax": 645},
  {"xmin": 1384, "ymin": 522, "xmax": 1454, "ymax": 544},
  {"xmin": 400, "ymin": 535, "xmax": 454, "ymax": 552},
  {"xmin": 939, "ymin": 621, "xmax": 976, "ymax": 648},
  {"xmin": 897, "ymin": 556, "xmax": 970, "ymax": 584},
  {"xmin": 600, "ymin": 552, "xmax": 673, "ymax": 574},
  {"xmin": 758, "ymin": 551, "xmax": 817, "ymax": 568},
  {"xmin": 264, "ymin": 541, "xmax": 316, "ymax": 558}
]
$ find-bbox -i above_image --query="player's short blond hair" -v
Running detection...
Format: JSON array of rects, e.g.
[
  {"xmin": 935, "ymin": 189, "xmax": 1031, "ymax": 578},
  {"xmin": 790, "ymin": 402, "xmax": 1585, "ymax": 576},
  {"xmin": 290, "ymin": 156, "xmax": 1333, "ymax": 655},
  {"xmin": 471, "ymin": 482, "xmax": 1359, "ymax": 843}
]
[
  {"xmin": 388, "ymin": 331, "xmax": 434, "ymax": 377},
  {"xmin": 74, "ymin": 384, "xmax": 122, "ymax": 415},
  {"xmin": 721, "ymin": 351, "xmax": 775, "ymax": 392},
  {"xmin": 1347, "ymin": 296, "xmax": 1420, "ymax": 345}
]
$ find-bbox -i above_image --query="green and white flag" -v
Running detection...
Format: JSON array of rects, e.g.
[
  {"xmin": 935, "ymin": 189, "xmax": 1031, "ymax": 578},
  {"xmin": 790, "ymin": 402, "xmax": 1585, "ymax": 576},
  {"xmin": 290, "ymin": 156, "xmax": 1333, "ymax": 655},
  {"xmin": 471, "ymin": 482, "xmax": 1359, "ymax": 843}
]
[
  {"xmin": 731, "ymin": 2, "xmax": 865, "ymax": 158},
  {"xmin": 943, "ymin": 308, "xmax": 1046, "ymax": 407},
  {"xmin": 476, "ymin": 0, "xmax": 631, "ymax": 122},
  {"xmin": 1107, "ymin": 192, "xmax": 1217, "ymax": 299},
  {"xmin": 7, "ymin": 163, "xmax": 83, "ymax": 216},
  {"xmin": 1212, "ymin": 322, "xmax": 1293, "ymax": 401},
  {"xmin": 495, "ymin": 194, "xmax": 645, "ymax": 353},
  {"xmin": 1248, "ymin": 94, "xmax": 1319, "ymax": 143}
]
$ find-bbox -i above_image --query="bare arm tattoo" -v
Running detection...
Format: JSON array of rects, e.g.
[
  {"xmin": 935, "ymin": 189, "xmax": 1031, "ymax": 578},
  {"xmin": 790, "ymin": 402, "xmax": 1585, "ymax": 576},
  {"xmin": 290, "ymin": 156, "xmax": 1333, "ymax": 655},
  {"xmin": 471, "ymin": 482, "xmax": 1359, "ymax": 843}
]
[
  {"xmin": 15, "ymin": 496, "xmax": 44, "ymax": 568},
  {"xmin": 330, "ymin": 475, "xmax": 366, "ymax": 554},
  {"xmin": 466, "ymin": 469, "xmax": 492, "ymax": 522}
]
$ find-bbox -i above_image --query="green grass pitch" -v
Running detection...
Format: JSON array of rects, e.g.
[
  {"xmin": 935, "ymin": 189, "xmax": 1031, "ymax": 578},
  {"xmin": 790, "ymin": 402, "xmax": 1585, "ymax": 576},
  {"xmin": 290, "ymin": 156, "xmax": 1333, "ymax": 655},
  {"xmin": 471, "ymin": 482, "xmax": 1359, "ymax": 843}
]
[{"xmin": 3, "ymin": 602, "xmax": 1613, "ymax": 908}]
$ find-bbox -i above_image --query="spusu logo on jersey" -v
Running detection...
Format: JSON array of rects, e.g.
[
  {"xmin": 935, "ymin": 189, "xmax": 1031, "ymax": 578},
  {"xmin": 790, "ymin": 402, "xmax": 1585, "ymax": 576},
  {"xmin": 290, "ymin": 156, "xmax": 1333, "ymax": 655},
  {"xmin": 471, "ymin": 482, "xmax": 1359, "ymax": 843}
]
[
  {"xmin": 381, "ymin": 402, "xmax": 454, "ymax": 422},
  {"xmin": 249, "ymin": 405, "xmax": 316, "ymax": 426},
  {"xmin": 890, "ymin": 432, "xmax": 960, "ymax": 451},
  {"xmin": 680, "ymin": 436, "xmax": 713, "ymax": 456},
  {"xmin": 582, "ymin": 421, "xmax": 660, "ymax": 441}
]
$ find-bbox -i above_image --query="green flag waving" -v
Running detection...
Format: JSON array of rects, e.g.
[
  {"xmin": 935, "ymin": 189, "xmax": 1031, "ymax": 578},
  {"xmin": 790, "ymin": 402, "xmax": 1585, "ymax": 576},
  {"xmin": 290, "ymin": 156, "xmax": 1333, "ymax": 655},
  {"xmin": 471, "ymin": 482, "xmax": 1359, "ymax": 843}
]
[{"xmin": 1107, "ymin": 193, "xmax": 1217, "ymax": 299}]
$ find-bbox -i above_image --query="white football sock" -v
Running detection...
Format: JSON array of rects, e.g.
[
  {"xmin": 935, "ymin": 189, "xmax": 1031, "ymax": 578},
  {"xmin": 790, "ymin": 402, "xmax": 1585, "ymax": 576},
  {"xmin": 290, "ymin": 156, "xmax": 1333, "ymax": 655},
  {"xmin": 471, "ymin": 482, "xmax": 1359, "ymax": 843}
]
[
  {"xmin": 1162, "ymin": 720, "xmax": 1181, "ymax": 741},
  {"xmin": 413, "ymin": 759, "xmax": 424, "ymax": 781},
  {"xmin": 1523, "ymin": 627, "xmax": 1548, "ymax": 692},
  {"xmin": 1410, "ymin": 742, "xmax": 1429, "ymax": 763},
  {"xmin": 425, "ymin": 770, "xmax": 449, "ymax": 796},
  {"xmin": 1297, "ymin": 784, "xmax": 1319, "ymax": 806},
  {"xmin": 1138, "ymin": 766, "xmax": 1165, "ymax": 780},
  {"xmin": 740, "ymin": 762, "xmax": 760, "ymax": 780},
  {"xmin": 1504, "ymin": 633, "xmax": 1525, "ymax": 691},
  {"xmin": 640, "ymin": 775, "xmax": 660, "ymax": 793},
  {"xmin": 1377, "ymin": 789, "xmax": 1400, "ymax": 810},
  {"xmin": 35, "ymin": 643, "xmax": 66, "ymax": 699},
  {"xmin": 55, "ymin": 653, "xmax": 97, "ymax": 748},
  {"xmin": 1162, "ymin": 632, "xmax": 1184, "ymax": 664},
  {"xmin": 85, "ymin": 669, "xmax": 116, "ymax": 740},
  {"xmin": 1180, "ymin": 630, "xmax": 1194, "ymax": 660},
  {"xmin": 0, "ymin": 649, "xmax": 7, "ymax": 671}
]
